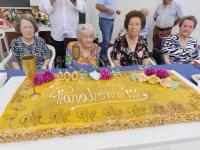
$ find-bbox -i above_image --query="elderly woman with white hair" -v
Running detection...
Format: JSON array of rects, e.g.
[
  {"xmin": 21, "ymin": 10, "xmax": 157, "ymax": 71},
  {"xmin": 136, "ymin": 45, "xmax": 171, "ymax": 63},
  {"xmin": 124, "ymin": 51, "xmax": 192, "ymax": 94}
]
[{"xmin": 65, "ymin": 24, "xmax": 101, "ymax": 67}]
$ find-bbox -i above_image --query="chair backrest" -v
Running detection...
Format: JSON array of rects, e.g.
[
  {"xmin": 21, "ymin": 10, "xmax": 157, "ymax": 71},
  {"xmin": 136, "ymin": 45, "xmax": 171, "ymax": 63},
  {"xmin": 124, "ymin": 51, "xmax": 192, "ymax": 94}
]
[
  {"xmin": 47, "ymin": 44, "xmax": 56, "ymax": 70},
  {"xmin": 0, "ymin": 50, "xmax": 12, "ymax": 70},
  {"xmin": 0, "ymin": 44, "xmax": 56, "ymax": 70},
  {"xmin": 107, "ymin": 47, "xmax": 115, "ymax": 67}
]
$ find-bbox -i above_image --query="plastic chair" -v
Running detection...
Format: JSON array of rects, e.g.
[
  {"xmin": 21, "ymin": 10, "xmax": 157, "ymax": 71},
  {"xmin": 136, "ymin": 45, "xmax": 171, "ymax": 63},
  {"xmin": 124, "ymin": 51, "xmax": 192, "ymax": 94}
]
[
  {"xmin": 107, "ymin": 47, "xmax": 115, "ymax": 67},
  {"xmin": 0, "ymin": 31, "xmax": 6, "ymax": 60},
  {"xmin": 0, "ymin": 44, "xmax": 56, "ymax": 70}
]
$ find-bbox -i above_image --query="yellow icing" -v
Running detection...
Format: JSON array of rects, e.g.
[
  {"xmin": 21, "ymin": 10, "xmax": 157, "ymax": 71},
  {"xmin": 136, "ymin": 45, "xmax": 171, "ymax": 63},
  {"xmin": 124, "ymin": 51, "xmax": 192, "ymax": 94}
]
[{"xmin": 0, "ymin": 71, "xmax": 200, "ymax": 142}]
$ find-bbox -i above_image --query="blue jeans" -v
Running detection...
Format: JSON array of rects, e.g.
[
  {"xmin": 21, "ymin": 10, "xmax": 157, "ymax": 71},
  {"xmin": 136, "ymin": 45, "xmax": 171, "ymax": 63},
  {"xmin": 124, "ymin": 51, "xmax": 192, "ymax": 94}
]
[{"xmin": 99, "ymin": 17, "xmax": 114, "ymax": 59}]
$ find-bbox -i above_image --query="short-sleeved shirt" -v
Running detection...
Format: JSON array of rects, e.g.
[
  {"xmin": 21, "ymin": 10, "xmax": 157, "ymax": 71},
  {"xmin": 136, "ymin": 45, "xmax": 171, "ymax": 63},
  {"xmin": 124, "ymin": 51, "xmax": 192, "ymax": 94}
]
[
  {"xmin": 65, "ymin": 42, "xmax": 101, "ymax": 67},
  {"xmin": 154, "ymin": 1, "xmax": 183, "ymax": 29},
  {"xmin": 162, "ymin": 34, "xmax": 200, "ymax": 64},
  {"xmin": 111, "ymin": 35, "xmax": 149, "ymax": 66},
  {"xmin": 11, "ymin": 37, "xmax": 51, "ymax": 69},
  {"xmin": 96, "ymin": 0, "xmax": 116, "ymax": 19}
]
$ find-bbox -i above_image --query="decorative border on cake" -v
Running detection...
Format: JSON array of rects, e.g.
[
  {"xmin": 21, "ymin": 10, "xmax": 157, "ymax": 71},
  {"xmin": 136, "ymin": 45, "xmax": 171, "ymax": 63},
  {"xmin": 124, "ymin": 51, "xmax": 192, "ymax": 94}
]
[{"xmin": 1, "ymin": 113, "xmax": 200, "ymax": 143}]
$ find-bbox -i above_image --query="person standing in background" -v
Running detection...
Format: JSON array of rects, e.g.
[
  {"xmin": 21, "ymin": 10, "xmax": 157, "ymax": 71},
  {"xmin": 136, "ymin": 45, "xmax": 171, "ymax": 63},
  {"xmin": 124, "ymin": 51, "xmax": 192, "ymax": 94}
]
[
  {"xmin": 39, "ymin": 0, "xmax": 86, "ymax": 68},
  {"xmin": 153, "ymin": 0, "xmax": 183, "ymax": 49},
  {"xmin": 139, "ymin": 8, "xmax": 150, "ymax": 38},
  {"xmin": 96, "ymin": 0, "xmax": 121, "ymax": 64}
]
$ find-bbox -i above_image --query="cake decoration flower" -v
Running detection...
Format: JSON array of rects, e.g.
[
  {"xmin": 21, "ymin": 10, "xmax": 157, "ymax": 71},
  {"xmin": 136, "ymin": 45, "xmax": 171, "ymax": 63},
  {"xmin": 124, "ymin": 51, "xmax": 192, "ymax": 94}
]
[
  {"xmin": 90, "ymin": 71, "xmax": 101, "ymax": 80},
  {"xmin": 148, "ymin": 75, "xmax": 160, "ymax": 84},
  {"xmin": 34, "ymin": 74, "xmax": 45, "ymax": 86},
  {"xmin": 34, "ymin": 71, "xmax": 55, "ymax": 86},
  {"xmin": 144, "ymin": 68, "xmax": 156, "ymax": 76},
  {"xmin": 170, "ymin": 81, "xmax": 180, "ymax": 89},
  {"xmin": 160, "ymin": 78, "xmax": 171, "ymax": 87},
  {"xmin": 137, "ymin": 73, "xmax": 148, "ymax": 82},
  {"xmin": 43, "ymin": 70, "xmax": 55, "ymax": 82},
  {"xmin": 156, "ymin": 68, "xmax": 170, "ymax": 79},
  {"xmin": 100, "ymin": 69, "xmax": 112, "ymax": 80},
  {"xmin": 131, "ymin": 68, "xmax": 178, "ymax": 88},
  {"xmin": 131, "ymin": 74, "xmax": 137, "ymax": 81}
]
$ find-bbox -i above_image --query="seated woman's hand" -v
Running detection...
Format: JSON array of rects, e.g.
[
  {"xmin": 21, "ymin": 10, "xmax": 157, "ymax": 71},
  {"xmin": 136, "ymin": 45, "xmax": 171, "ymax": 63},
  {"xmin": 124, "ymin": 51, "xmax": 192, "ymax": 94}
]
[
  {"xmin": 142, "ymin": 58, "xmax": 150, "ymax": 65},
  {"xmin": 113, "ymin": 59, "xmax": 121, "ymax": 67}
]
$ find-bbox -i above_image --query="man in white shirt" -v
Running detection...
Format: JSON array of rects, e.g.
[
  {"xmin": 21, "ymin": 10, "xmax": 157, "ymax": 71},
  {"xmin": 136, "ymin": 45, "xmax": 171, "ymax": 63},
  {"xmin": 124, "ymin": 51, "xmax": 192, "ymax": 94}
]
[
  {"xmin": 153, "ymin": 0, "xmax": 183, "ymax": 49},
  {"xmin": 39, "ymin": 0, "xmax": 86, "ymax": 67}
]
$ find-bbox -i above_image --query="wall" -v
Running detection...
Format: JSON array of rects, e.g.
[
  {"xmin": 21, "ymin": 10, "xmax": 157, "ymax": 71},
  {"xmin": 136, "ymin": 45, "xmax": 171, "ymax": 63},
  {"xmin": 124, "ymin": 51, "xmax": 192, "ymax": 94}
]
[{"xmin": 30, "ymin": 0, "xmax": 200, "ymax": 49}]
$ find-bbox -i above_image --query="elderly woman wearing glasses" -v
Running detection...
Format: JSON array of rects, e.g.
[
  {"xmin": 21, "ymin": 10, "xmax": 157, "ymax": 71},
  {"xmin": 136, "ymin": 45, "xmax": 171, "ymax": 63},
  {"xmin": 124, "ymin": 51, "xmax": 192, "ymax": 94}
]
[
  {"xmin": 65, "ymin": 24, "xmax": 101, "ymax": 67},
  {"xmin": 11, "ymin": 15, "xmax": 51, "ymax": 69},
  {"xmin": 111, "ymin": 10, "xmax": 151, "ymax": 67}
]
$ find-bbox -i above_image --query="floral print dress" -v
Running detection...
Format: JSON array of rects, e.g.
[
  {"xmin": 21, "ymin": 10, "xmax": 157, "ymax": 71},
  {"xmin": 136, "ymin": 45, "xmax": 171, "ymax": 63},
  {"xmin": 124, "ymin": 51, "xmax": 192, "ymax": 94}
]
[
  {"xmin": 111, "ymin": 35, "xmax": 149, "ymax": 66},
  {"xmin": 65, "ymin": 42, "xmax": 101, "ymax": 67}
]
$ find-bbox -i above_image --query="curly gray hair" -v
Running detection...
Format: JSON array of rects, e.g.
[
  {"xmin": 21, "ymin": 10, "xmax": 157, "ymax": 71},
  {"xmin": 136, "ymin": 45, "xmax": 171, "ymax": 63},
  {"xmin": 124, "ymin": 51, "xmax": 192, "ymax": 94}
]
[
  {"xmin": 76, "ymin": 24, "xmax": 95, "ymax": 41},
  {"xmin": 14, "ymin": 14, "xmax": 39, "ymax": 33}
]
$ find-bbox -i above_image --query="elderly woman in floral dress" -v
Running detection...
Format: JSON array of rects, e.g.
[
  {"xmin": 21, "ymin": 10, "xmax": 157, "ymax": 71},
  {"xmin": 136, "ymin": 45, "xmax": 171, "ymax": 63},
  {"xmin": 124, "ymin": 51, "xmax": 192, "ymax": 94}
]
[{"xmin": 111, "ymin": 10, "xmax": 151, "ymax": 67}]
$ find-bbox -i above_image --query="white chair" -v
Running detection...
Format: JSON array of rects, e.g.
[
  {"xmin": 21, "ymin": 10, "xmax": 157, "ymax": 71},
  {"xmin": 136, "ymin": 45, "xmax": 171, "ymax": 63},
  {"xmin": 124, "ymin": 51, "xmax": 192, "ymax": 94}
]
[
  {"xmin": 47, "ymin": 44, "xmax": 56, "ymax": 70},
  {"xmin": 107, "ymin": 47, "xmax": 115, "ymax": 67},
  {"xmin": 0, "ymin": 44, "xmax": 56, "ymax": 70},
  {"xmin": 0, "ymin": 31, "xmax": 6, "ymax": 60}
]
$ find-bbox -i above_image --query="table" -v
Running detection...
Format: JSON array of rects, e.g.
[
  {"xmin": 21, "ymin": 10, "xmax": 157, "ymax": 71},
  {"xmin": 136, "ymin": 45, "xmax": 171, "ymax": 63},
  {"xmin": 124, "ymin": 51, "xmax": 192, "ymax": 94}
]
[
  {"xmin": 0, "ymin": 64, "xmax": 200, "ymax": 150},
  {"xmin": 0, "ymin": 64, "xmax": 200, "ymax": 83}
]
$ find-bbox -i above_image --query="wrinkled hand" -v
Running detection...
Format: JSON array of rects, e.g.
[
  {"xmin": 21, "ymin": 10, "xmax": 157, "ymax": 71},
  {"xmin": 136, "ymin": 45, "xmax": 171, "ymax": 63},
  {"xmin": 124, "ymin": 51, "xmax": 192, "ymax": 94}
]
[
  {"xmin": 142, "ymin": 58, "xmax": 150, "ymax": 65},
  {"xmin": 113, "ymin": 59, "xmax": 121, "ymax": 67},
  {"xmin": 116, "ymin": 10, "xmax": 121, "ymax": 15},
  {"xmin": 108, "ymin": 9, "xmax": 114, "ymax": 15}
]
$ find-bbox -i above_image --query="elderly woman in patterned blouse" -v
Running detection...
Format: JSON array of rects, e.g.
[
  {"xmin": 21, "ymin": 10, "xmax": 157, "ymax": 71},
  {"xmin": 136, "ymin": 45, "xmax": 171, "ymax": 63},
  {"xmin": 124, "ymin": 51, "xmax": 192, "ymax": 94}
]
[
  {"xmin": 111, "ymin": 10, "xmax": 151, "ymax": 67},
  {"xmin": 11, "ymin": 15, "xmax": 50, "ymax": 69},
  {"xmin": 162, "ymin": 16, "xmax": 200, "ymax": 64},
  {"xmin": 65, "ymin": 24, "xmax": 101, "ymax": 67}
]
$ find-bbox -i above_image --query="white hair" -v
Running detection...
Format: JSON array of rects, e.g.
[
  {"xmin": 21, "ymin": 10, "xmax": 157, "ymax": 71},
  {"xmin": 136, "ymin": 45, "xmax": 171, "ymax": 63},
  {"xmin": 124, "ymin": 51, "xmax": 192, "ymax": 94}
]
[{"xmin": 76, "ymin": 24, "xmax": 95, "ymax": 41}]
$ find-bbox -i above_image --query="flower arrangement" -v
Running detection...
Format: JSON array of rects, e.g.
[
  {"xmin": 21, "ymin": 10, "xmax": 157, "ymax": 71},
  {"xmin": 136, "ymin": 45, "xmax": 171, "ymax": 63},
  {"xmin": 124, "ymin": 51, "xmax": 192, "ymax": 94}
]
[
  {"xmin": 90, "ymin": 68, "xmax": 120, "ymax": 80},
  {"xmin": 32, "ymin": 7, "xmax": 49, "ymax": 25},
  {"xmin": 34, "ymin": 70, "xmax": 55, "ymax": 86},
  {"xmin": 0, "ymin": 9, "xmax": 17, "ymax": 28},
  {"xmin": 132, "ymin": 68, "xmax": 179, "ymax": 89}
]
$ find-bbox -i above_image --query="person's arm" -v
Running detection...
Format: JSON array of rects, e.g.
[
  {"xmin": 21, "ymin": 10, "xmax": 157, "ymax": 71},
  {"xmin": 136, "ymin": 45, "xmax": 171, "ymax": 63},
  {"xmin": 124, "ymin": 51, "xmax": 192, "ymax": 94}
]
[
  {"xmin": 111, "ymin": 39, "xmax": 122, "ymax": 67},
  {"xmin": 42, "ymin": 59, "xmax": 50, "ymax": 69},
  {"xmin": 73, "ymin": 0, "xmax": 86, "ymax": 13},
  {"xmin": 153, "ymin": 5, "xmax": 159, "ymax": 22},
  {"xmin": 96, "ymin": 4, "xmax": 114, "ymax": 15},
  {"xmin": 39, "ymin": 0, "xmax": 55, "ymax": 14},
  {"xmin": 173, "ymin": 18, "xmax": 180, "ymax": 26},
  {"xmin": 11, "ymin": 39, "xmax": 21, "ymax": 70},
  {"xmin": 174, "ymin": 2, "xmax": 183, "ymax": 26},
  {"xmin": 12, "ymin": 62, "xmax": 21, "ymax": 70},
  {"xmin": 39, "ymin": 38, "xmax": 51, "ymax": 69},
  {"xmin": 163, "ymin": 54, "xmax": 172, "ymax": 64}
]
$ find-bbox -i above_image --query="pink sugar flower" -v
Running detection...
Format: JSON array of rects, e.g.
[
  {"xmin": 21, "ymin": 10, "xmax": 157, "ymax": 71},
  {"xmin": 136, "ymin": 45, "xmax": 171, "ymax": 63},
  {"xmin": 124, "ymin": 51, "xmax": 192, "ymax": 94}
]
[
  {"xmin": 43, "ymin": 70, "xmax": 55, "ymax": 82},
  {"xmin": 144, "ymin": 68, "xmax": 156, "ymax": 76},
  {"xmin": 156, "ymin": 68, "xmax": 169, "ymax": 79},
  {"xmin": 34, "ymin": 74, "xmax": 45, "ymax": 86},
  {"xmin": 100, "ymin": 69, "xmax": 112, "ymax": 80}
]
